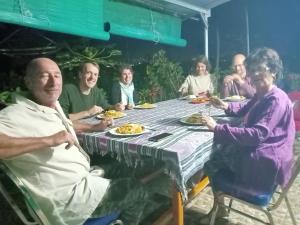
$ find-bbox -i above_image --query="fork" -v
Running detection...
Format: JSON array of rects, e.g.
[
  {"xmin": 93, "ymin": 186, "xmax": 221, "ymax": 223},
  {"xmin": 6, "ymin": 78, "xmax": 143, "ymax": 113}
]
[{"xmin": 204, "ymin": 103, "xmax": 212, "ymax": 116}]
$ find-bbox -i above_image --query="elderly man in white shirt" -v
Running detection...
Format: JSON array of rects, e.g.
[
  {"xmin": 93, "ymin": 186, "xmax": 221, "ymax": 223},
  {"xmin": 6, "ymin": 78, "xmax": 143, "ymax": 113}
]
[{"xmin": 0, "ymin": 58, "xmax": 149, "ymax": 225}]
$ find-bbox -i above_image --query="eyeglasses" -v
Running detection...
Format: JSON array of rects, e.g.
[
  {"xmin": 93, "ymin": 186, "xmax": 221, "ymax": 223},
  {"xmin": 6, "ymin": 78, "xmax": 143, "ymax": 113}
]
[{"xmin": 248, "ymin": 65, "xmax": 270, "ymax": 77}]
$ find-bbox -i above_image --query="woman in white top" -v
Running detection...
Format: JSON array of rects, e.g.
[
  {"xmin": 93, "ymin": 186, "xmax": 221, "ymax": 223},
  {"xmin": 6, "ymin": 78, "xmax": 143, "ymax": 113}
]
[
  {"xmin": 179, "ymin": 55, "xmax": 214, "ymax": 96},
  {"xmin": 111, "ymin": 64, "xmax": 137, "ymax": 109}
]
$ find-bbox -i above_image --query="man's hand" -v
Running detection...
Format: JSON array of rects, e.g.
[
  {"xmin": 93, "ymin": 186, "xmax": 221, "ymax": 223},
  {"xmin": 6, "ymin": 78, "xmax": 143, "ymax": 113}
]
[
  {"xmin": 224, "ymin": 74, "xmax": 244, "ymax": 85},
  {"xmin": 209, "ymin": 96, "xmax": 229, "ymax": 110},
  {"xmin": 92, "ymin": 117, "xmax": 114, "ymax": 132},
  {"xmin": 115, "ymin": 103, "xmax": 125, "ymax": 111},
  {"xmin": 200, "ymin": 116, "xmax": 217, "ymax": 131},
  {"xmin": 50, "ymin": 130, "xmax": 76, "ymax": 149},
  {"xmin": 49, "ymin": 130, "xmax": 75, "ymax": 149},
  {"xmin": 87, "ymin": 105, "xmax": 104, "ymax": 116}
]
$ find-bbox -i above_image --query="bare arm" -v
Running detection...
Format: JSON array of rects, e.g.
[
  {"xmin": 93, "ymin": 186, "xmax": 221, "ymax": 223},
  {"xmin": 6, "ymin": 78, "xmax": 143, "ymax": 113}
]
[
  {"xmin": 0, "ymin": 131, "xmax": 76, "ymax": 159},
  {"xmin": 72, "ymin": 118, "xmax": 113, "ymax": 134},
  {"xmin": 69, "ymin": 105, "xmax": 104, "ymax": 121}
]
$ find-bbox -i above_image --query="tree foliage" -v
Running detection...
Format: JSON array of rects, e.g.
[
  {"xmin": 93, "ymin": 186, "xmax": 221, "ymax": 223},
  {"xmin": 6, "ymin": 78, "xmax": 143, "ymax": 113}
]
[{"xmin": 139, "ymin": 50, "xmax": 184, "ymax": 102}]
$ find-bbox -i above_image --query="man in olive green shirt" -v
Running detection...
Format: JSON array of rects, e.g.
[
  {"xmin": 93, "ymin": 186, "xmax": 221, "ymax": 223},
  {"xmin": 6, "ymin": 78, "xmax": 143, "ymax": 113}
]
[{"xmin": 59, "ymin": 62, "xmax": 125, "ymax": 121}]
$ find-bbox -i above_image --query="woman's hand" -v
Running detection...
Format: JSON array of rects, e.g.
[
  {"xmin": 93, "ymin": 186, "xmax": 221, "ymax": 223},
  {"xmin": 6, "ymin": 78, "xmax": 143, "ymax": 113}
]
[
  {"xmin": 209, "ymin": 96, "xmax": 229, "ymax": 111},
  {"xmin": 200, "ymin": 116, "xmax": 217, "ymax": 131},
  {"xmin": 178, "ymin": 87, "xmax": 187, "ymax": 96},
  {"xmin": 115, "ymin": 103, "xmax": 125, "ymax": 111},
  {"xmin": 126, "ymin": 104, "xmax": 134, "ymax": 110}
]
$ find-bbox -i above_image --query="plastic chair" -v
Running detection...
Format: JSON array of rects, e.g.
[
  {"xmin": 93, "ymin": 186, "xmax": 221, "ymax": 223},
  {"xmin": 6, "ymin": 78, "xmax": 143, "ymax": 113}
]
[
  {"xmin": 0, "ymin": 162, "xmax": 123, "ymax": 225},
  {"xmin": 209, "ymin": 154, "xmax": 300, "ymax": 225}
]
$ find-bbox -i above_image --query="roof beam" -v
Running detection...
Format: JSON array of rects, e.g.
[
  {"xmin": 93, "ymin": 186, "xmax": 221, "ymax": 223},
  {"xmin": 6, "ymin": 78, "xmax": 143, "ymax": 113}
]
[
  {"xmin": 204, "ymin": 0, "xmax": 231, "ymax": 9},
  {"xmin": 162, "ymin": 0, "xmax": 210, "ymax": 16}
]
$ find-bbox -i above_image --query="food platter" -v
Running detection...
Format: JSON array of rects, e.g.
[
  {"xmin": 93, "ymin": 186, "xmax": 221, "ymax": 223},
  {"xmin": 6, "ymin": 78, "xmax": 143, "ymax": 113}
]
[
  {"xmin": 108, "ymin": 127, "xmax": 146, "ymax": 137},
  {"xmin": 108, "ymin": 123, "xmax": 146, "ymax": 137},
  {"xmin": 179, "ymin": 95, "xmax": 197, "ymax": 100},
  {"xmin": 179, "ymin": 114, "xmax": 204, "ymax": 126},
  {"xmin": 224, "ymin": 95, "xmax": 246, "ymax": 102},
  {"xmin": 134, "ymin": 103, "xmax": 157, "ymax": 109},
  {"xmin": 189, "ymin": 97, "xmax": 210, "ymax": 104},
  {"xmin": 96, "ymin": 110, "xmax": 126, "ymax": 119}
]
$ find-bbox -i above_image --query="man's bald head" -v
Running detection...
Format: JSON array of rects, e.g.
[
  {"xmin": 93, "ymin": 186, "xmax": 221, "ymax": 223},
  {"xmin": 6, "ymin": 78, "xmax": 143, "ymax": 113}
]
[
  {"xmin": 24, "ymin": 58, "xmax": 63, "ymax": 108},
  {"xmin": 232, "ymin": 54, "xmax": 246, "ymax": 67},
  {"xmin": 232, "ymin": 54, "xmax": 246, "ymax": 77},
  {"xmin": 25, "ymin": 58, "xmax": 58, "ymax": 78}
]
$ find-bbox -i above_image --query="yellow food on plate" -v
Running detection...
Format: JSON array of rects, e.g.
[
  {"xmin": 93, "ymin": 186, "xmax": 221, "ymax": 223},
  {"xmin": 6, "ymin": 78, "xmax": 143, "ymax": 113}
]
[
  {"xmin": 116, "ymin": 123, "xmax": 145, "ymax": 134},
  {"xmin": 103, "ymin": 110, "xmax": 124, "ymax": 118},
  {"xmin": 137, "ymin": 103, "xmax": 156, "ymax": 109},
  {"xmin": 186, "ymin": 113, "xmax": 203, "ymax": 124},
  {"xmin": 190, "ymin": 97, "xmax": 210, "ymax": 104}
]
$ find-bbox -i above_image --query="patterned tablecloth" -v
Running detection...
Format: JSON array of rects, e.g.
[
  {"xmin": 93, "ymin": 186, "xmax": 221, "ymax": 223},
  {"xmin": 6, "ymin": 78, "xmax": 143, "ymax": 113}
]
[{"xmin": 78, "ymin": 99, "xmax": 228, "ymax": 200}]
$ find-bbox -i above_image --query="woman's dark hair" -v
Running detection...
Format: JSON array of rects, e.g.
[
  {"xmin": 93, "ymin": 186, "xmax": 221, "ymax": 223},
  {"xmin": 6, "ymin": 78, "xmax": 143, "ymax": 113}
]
[
  {"xmin": 192, "ymin": 55, "xmax": 211, "ymax": 72},
  {"xmin": 245, "ymin": 47, "xmax": 283, "ymax": 77},
  {"xmin": 119, "ymin": 64, "xmax": 134, "ymax": 75}
]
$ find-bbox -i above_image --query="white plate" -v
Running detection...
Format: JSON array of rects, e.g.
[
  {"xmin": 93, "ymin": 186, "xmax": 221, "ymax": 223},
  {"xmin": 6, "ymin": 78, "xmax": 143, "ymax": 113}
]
[
  {"xmin": 179, "ymin": 117, "xmax": 204, "ymax": 126},
  {"xmin": 96, "ymin": 112, "xmax": 126, "ymax": 119},
  {"xmin": 134, "ymin": 104, "xmax": 157, "ymax": 109},
  {"xmin": 224, "ymin": 96, "xmax": 245, "ymax": 102},
  {"xmin": 108, "ymin": 127, "xmax": 147, "ymax": 137},
  {"xmin": 179, "ymin": 95, "xmax": 197, "ymax": 100}
]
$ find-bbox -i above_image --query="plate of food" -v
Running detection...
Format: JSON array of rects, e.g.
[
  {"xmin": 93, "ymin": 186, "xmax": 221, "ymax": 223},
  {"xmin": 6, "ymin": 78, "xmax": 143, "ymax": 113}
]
[
  {"xmin": 96, "ymin": 110, "xmax": 126, "ymax": 119},
  {"xmin": 179, "ymin": 95, "xmax": 197, "ymax": 100},
  {"xmin": 224, "ymin": 95, "xmax": 246, "ymax": 102},
  {"xmin": 180, "ymin": 113, "xmax": 204, "ymax": 125},
  {"xmin": 190, "ymin": 97, "xmax": 210, "ymax": 104},
  {"xmin": 134, "ymin": 103, "xmax": 157, "ymax": 109},
  {"xmin": 108, "ymin": 123, "xmax": 146, "ymax": 136}
]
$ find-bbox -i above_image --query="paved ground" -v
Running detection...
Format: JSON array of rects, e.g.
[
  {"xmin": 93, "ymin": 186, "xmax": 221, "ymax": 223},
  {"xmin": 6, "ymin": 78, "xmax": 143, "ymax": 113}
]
[
  {"xmin": 183, "ymin": 174, "xmax": 300, "ymax": 225},
  {"xmin": 180, "ymin": 137, "xmax": 300, "ymax": 225}
]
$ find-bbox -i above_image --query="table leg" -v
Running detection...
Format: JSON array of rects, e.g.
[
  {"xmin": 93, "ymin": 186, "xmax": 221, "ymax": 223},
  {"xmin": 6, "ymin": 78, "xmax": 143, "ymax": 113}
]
[
  {"xmin": 152, "ymin": 176, "xmax": 209, "ymax": 225},
  {"xmin": 172, "ymin": 183, "xmax": 184, "ymax": 225}
]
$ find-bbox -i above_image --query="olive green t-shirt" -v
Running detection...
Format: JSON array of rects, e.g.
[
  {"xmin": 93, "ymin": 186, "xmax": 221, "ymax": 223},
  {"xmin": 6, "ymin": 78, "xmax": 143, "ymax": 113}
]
[{"xmin": 59, "ymin": 83, "xmax": 110, "ymax": 117}]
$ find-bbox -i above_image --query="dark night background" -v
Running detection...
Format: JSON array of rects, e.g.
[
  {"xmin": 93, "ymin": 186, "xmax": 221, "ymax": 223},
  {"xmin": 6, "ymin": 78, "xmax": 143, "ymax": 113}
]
[
  {"xmin": 1, "ymin": 0, "xmax": 300, "ymax": 85},
  {"xmin": 106, "ymin": 0, "xmax": 300, "ymax": 72}
]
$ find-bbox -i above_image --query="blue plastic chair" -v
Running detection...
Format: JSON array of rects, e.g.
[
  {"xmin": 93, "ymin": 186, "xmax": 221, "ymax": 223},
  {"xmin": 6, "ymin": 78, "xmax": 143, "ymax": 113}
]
[
  {"xmin": 84, "ymin": 213, "xmax": 123, "ymax": 225},
  {"xmin": 0, "ymin": 162, "xmax": 123, "ymax": 225},
  {"xmin": 208, "ymin": 155, "xmax": 300, "ymax": 225}
]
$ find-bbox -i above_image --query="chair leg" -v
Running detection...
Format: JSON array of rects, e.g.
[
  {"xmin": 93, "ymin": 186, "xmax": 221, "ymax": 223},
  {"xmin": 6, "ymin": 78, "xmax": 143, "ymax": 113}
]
[
  {"xmin": 284, "ymin": 196, "xmax": 297, "ymax": 225},
  {"xmin": 109, "ymin": 220, "xmax": 124, "ymax": 225},
  {"xmin": 227, "ymin": 198, "xmax": 233, "ymax": 214},
  {"xmin": 0, "ymin": 183, "xmax": 38, "ymax": 225},
  {"xmin": 209, "ymin": 203, "xmax": 219, "ymax": 225},
  {"xmin": 264, "ymin": 210, "xmax": 275, "ymax": 225}
]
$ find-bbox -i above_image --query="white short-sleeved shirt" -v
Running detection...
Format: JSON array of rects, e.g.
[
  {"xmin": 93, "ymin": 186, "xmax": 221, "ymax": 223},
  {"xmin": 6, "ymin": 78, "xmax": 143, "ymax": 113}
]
[{"xmin": 0, "ymin": 96, "xmax": 110, "ymax": 225}]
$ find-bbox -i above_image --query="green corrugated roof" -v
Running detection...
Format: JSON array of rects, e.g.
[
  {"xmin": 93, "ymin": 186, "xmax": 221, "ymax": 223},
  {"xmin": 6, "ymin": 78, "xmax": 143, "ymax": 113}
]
[{"xmin": 0, "ymin": 0, "xmax": 187, "ymax": 47}]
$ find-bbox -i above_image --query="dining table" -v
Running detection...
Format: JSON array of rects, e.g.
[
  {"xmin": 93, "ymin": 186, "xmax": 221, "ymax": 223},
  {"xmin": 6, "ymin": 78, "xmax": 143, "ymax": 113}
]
[{"xmin": 78, "ymin": 98, "xmax": 232, "ymax": 225}]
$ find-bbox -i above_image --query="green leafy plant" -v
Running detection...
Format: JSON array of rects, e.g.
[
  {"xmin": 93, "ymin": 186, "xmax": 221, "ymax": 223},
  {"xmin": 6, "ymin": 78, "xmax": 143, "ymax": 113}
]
[
  {"xmin": 142, "ymin": 50, "xmax": 184, "ymax": 102},
  {"xmin": 56, "ymin": 40, "xmax": 122, "ymax": 71},
  {"xmin": 54, "ymin": 39, "xmax": 122, "ymax": 97},
  {"xmin": 0, "ymin": 87, "xmax": 25, "ymax": 104},
  {"xmin": 211, "ymin": 68, "xmax": 231, "ymax": 96}
]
